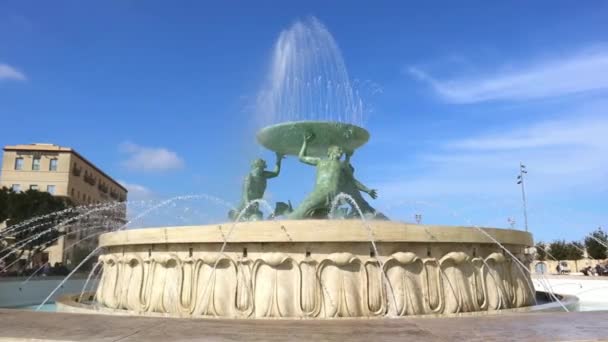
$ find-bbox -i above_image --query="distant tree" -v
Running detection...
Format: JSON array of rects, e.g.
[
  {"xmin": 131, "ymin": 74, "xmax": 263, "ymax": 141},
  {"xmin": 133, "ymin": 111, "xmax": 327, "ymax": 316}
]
[
  {"xmin": 535, "ymin": 242, "xmax": 547, "ymax": 261},
  {"xmin": 569, "ymin": 241, "xmax": 585, "ymax": 260},
  {"xmin": 0, "ymin": 187, "xmax": 10, "ymax": 223},
  {"xmin": 549, "ymin": 240, "xmax": 569, "ymax": 260},
  {"xmin": 585, "ymin": 227, "xmax": 608, "ymax": 260},
  {"xmin": 1, "ymin": 190, "xmax": 74, "ymax": 268},
  {"xmin": 549, "ymin": 240, "xmax": 584, "ymax": 260},
  {"xmin": 1, "ymin": 187, "xmax": 15, "ymax": 266}
]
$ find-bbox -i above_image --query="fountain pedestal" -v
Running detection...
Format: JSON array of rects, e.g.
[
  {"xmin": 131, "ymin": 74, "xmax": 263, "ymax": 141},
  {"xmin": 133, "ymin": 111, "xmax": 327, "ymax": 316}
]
[
  {"xmin": 256, "ymin": 121, "xmax": 370, "ymax": 157},
  {"xmin": 83, "ymin": 220, "xmax": 535, "ymax": 318}
]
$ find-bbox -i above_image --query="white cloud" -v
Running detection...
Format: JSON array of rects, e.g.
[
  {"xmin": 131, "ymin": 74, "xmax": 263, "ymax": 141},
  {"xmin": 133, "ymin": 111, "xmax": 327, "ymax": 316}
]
[
  {"xmin": 0, "ymin": 63, "xmax": 26, "ymax": 81},
  {"xmin": 445, "ymin": 115, "xmax": 607, "ymax": 151},
  {"xmin": 376, "ymin": 105, "xmax": 608, "ymax": 200},
  {"xmin": 118, "ymin": 180, "xmax": 155, "ymax": 201},
  {"xmin": 120, "ymin": 142, "xmax": 184, "ymax": 172},
  {"xmin": 408, "ymin": 48, "xmax": 608, "ymax": 103}
]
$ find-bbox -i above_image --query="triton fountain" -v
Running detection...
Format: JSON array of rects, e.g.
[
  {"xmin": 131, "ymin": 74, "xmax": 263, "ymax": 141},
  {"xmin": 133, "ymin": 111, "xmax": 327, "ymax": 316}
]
[{"xmin": 54, "ymin": 17, "xmax": 550, "ymax": 319}]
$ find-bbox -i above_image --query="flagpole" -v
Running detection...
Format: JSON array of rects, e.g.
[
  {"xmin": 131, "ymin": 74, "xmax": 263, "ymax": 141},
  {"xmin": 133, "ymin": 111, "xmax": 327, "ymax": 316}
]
[{"xmin": 517, "ymin": 162, "xmax": 529, "ymax": 232}]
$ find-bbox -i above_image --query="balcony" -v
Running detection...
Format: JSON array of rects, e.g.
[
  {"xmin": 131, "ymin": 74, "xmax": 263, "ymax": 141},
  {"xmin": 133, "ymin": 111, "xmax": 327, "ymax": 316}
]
[
  {"xmin": 83, "ymin": 171, "xmax": 96, "ymax": 186},
  {"xmin": 98, "ymin": 183, "xmax": 108, "ymax": 194}
]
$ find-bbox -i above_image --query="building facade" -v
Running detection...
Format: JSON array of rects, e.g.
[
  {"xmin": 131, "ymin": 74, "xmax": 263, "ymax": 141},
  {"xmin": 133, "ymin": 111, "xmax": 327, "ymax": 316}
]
[{"xmin": 0, "ymin": 143, "xmax": 128, "ymax": 265}]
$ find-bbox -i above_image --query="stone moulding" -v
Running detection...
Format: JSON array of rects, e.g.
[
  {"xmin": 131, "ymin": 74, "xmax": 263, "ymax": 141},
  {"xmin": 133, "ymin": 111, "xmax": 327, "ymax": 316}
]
[{"xmin": 91, "ymin": 220, "xmax": 536, "ymax": 318}]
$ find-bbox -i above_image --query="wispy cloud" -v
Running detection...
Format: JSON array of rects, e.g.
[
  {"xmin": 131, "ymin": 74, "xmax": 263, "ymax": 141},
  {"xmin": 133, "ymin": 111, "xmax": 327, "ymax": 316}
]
[
  {"xmin": 445, "ymin": 114, "xmax": 608, "ymax": 152},
  {"xmin": 408, "ymin": 48, "xmax": 608, "ymax": 103},
  {"xmin": 120, "ymin": 142, "xmax": 184, "ymax": 172},
  {"xmin": 0, "ymin": 63, "xmax": 26, "ymax": 81},
  {"xmin": 374, "ymin": 109, "xmax": 608, "ymax": 239},
  {"xmin": 376, "ymin": 102, "xmax": 608, "ymax": 199},
  {"xmin": 118, "ymin": 180, "xmax": 156, "ymax": 201}
]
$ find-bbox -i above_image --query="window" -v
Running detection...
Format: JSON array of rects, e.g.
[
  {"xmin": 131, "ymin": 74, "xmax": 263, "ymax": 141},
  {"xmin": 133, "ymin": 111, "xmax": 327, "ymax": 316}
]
[
  {"xmin": 14, "ymin": 157, "xmax": 24, "ymax": 170},
  {"xmin": 49, "ymin": 159, "xmax": 58, "ymax": 171},
  {"xmin": 11, "ymin": 184, "xmax": 20, "ymax": 192},
  {"xmin": 72, "ymin": 162, "xmax": 81, "ymax": 176},
  {"xmin": 47, "ymin": 185, "xmax": 56, "ymax": 195},
  {"xmin": 32, "ymin": 156, "xmax": 41, "ymax": 171},
  {"xmin": 71, "ymin": 188, "xmax": 75, "ymax": 196},
  {"xmin": 30, "ymin": 184, "xmax": 39, "ymax": 191}
]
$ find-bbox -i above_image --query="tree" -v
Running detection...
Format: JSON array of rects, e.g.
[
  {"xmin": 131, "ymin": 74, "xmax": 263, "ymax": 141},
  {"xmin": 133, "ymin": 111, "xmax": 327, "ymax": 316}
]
[
  {"xmin": 570, "ymin": 241, "xmax": 585, "ymax": 260},
  {"xmin": 1, "ymin": 190, "xmax": 74, "ymax": 269},
  {"xmin": 0, "ymin": 187, "xmax": 10, "ymax": 223},
  {"xmin": 585, "ymin": 227, "xmax": 608, "ymax": 260},
  {"xmin": 548, "ymin": 240, "xmax": 583, "ymax": 260},
  {"xmin": 535, "ymin": 241, "xmax": 547, "ymax": 261},
  {"xmin": 548, "ymin": 240, "xmax": 568, "ymax": 260}
]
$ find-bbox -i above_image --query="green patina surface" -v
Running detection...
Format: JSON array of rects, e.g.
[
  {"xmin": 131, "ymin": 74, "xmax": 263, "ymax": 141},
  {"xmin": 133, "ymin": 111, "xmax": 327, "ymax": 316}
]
[
  {"xmin": 234, "ymin": 121, "xmax": 383, "ymax": 221},
  {"xmin": 229, "ymin": 152, "xmax": 284, "ymax": 221},
  {"xmin": 257, "ymin": 121, "xmax": 369, "ymax": 157}
]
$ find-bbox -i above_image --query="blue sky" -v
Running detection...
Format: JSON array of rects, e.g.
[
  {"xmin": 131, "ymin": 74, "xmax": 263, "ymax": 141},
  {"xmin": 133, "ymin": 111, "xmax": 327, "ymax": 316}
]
[{"xmin": 1, "ymin": 1, "xmax": 607, "ymax": 242}]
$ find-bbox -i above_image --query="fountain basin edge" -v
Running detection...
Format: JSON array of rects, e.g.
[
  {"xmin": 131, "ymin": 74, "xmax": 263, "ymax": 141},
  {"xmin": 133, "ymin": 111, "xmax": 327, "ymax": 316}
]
[
  {"xmin": 90, "ymin": 220, "xmax": 536, "ymax": 318},
  {"xmin": 57, "ymin": 291, "xmax": 579, "ymax": 319}
]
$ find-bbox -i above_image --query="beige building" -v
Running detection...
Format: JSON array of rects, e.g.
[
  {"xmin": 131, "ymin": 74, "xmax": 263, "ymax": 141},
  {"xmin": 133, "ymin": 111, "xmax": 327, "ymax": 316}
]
[{"xmin": 0, "ymin": 143, "xmax": 127, "ymax": 265}]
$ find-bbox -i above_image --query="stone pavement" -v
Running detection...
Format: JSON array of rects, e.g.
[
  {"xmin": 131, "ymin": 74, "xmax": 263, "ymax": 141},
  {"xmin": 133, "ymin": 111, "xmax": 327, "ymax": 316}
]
[{"xmin": 0, "ymin": 309, "xmax": 607, "ymax": 341}]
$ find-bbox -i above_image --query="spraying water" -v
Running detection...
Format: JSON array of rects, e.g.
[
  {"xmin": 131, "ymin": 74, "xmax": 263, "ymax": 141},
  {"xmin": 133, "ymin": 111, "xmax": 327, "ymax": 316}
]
[
  {"xmin": 381, "ymin": 199, "xmax": 543, "ymax": 308},
  {"xmin": 34, "ymin": 194, "xmax": 237, "ymax": 310},
  {"xmin": 328, "ymin": 193, "xmax": 399, "ymax": 316},
  {"xmin": 79, "ymin": 261, "xmax": 102, "ymax": 303},
  {"xmin": 196, "ymin": 199, "xmax": 275, "ymax": 306},
  {"xmin": 256, "ymin": 17, "xmax": 365, "ymax": 126}
]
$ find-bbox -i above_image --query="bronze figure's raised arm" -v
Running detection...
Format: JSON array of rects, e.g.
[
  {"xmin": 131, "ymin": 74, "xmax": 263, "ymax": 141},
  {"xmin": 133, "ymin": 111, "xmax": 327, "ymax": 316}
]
[
  {"xmin": 229, "ymin": 152, "xmax": 285, "ymax": 221},
  {"xmin": 298, "ymin": 133, "xmax": 320, "ymax": 166}
]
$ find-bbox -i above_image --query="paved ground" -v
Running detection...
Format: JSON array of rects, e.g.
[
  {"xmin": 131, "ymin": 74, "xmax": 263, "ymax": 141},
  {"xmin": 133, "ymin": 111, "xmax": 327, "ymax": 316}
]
[{"xmin": 0, "ymin": 309, "xmax": 607, "ymax": 341}]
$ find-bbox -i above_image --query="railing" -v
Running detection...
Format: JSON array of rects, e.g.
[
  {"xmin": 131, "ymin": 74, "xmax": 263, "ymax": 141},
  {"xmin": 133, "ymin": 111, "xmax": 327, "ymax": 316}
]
[
  {"xmin": 83, "ymin": 172, "xmax": 96, "ymax": 186},
  {"xmin": 98, "ymin": 183, "xmax": 108, "ymax": 194}
]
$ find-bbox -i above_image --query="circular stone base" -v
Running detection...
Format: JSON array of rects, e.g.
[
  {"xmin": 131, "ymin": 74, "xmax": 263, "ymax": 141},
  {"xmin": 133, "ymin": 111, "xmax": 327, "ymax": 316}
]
[
  {"xmin": 56, "ymin": 291, "xmax": 579, "ymax": 318},
  {"xmin": 256, "ymin": 121, "xmax": 370, "ymax": 156},
  {"xmin": 92, "ymin": 220, "xmax": 536, "ymax": 319}
]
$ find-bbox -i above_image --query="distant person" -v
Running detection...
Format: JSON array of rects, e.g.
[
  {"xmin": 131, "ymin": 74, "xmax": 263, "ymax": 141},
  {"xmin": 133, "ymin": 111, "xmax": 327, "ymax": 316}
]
[
  {"xmin": 56, "ymin": 262, "xmax": 69, "ymax": 276},
  {"xmin": 581, "ymin": 266, "xmax": 593, "ymax": 276},
  {"xmin": 53, "ymin": 262, "xmax": 61, "ymax": 275},
  {"xmin": 556, "ymin": 263, "xmax": 562, "ymax": 274},
  {"xmin": 42, "ymin": 262, "xmax": 52, "ymax": 276}
]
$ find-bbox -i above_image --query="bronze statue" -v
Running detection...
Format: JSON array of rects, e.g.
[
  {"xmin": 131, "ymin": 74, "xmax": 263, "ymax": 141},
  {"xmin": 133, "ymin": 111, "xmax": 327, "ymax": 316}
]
[
  {"xmin": 229, "ymin": 152, "xmax": 284, "ymax": 220},
  {"xmin": 287, "ymin": 133, "xmax": 383, "ymax": 219},
  {"xmin": 286, "ymin": 133, "xmax": 343, "ymax": 219},
  {"xmin": 339, "ymin": 151, "xmax": 385, "ymax": 219},
  {"xmin": 249, "ymin": 120, "xmax": 383, "ymax": 220}
]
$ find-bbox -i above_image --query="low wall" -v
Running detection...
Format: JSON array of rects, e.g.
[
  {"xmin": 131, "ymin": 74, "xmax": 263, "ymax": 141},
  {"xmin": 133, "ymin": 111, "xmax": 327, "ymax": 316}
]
[
  {"xmin": 531, "ymin": 259, "xmax": 605, "ymax": 274},
  {"xmin": 0, "ymin": 276, "xmax": 96, "ymax": 307}
]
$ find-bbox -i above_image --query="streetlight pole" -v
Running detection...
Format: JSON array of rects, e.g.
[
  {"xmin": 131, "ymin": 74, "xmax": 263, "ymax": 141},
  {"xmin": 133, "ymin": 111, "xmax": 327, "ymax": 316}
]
[{"xmin": 517, "ymin": 162, "xmax": 529, "ymax": 232}]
